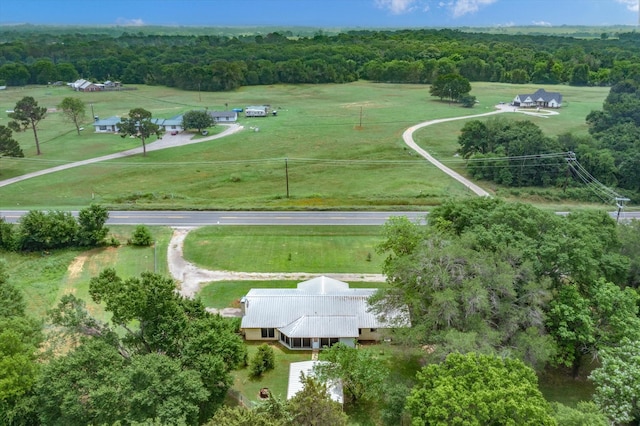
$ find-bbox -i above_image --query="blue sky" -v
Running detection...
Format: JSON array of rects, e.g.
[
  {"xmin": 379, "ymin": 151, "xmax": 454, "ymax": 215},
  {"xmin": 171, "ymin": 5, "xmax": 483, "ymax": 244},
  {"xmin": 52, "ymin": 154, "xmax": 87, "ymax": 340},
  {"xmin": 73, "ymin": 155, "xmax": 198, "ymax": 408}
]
[{"xmin": 1, "ymin": 0, "xmax": 638, "ymax": 28}]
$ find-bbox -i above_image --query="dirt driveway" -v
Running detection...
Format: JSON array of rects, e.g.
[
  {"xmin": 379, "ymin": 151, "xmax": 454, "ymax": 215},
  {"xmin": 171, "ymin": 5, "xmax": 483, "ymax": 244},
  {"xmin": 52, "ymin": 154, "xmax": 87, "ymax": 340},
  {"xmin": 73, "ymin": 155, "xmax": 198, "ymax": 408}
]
[{"xmin": 167, "ymin": 227, "xmax": 386, "ymax": 300}]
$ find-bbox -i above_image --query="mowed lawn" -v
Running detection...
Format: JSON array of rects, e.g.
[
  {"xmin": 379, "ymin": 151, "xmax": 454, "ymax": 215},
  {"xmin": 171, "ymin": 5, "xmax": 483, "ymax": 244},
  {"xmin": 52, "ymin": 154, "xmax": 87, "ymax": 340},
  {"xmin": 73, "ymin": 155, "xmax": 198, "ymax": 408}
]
[
  {"xmin": 0, "ymin": 81, "xmax": 608, "ymax": 211},
  {"xmin": 183, "ymin": 225, "xmax": 386, "ymax": 273}
]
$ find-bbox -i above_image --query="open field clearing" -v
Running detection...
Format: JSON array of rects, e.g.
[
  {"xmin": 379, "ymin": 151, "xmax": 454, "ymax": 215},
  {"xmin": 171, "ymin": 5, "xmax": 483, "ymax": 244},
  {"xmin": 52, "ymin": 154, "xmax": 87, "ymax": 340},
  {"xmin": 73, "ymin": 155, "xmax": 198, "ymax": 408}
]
[
  {"xmin": 0, "ymin": 82, "xmax": 609, "ymax": 210},
  {"xmin": 2, "ymin": 226, "xmax": 172, "ymax": 319}
]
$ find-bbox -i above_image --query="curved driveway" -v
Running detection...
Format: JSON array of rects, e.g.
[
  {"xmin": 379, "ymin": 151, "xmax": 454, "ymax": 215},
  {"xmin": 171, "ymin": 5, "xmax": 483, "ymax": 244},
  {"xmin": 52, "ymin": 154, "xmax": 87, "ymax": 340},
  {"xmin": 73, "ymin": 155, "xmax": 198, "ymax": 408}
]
[
  {"xmin": 402, "ymin": 104, "xmax": 560, "ymax": 197},
  {"xmin": 0, "ymin": 124, "xmax": 242, "ymax": 188}
]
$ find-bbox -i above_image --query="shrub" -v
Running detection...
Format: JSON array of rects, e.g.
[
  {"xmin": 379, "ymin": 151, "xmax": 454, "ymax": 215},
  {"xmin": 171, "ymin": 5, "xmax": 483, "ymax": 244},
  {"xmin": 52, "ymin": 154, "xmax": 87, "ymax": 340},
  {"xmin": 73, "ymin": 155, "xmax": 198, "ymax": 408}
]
[
  {"xmin": 0, "ymin": 218, "xmax": 16, "ymax": 250},
  {"xmin": 249, "ymin": 344, "xmax": 275, "ymax": 377},
  {"xmin": 129, "ymin": 225, "xmax": 153, "ymax": 246}
]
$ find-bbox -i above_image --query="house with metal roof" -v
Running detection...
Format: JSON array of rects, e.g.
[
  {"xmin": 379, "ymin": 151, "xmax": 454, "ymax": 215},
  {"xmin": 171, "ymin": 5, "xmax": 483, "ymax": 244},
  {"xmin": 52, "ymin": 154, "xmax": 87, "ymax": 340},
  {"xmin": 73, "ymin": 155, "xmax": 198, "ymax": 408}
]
[
  {"xmin": 92, "ymin": 116, "xmax": 122, "ymax": 133},
  {"xmin": 512, "ymin": 88, "xmax": 562, "ymax": 108},
  {"xmin": 209, "ymin": 110, "xmax": 238, "ymax": 123},
  {"xmin": 152, "ymin": 114, "xmax": 184, "ymax": 133},
  {"xmin": 70, "ymin": 79, "xmax": 103, "ymax": 92},
  {"xmin": 239, "ymin": 276, "xmax": 407, "ymax": 350}
]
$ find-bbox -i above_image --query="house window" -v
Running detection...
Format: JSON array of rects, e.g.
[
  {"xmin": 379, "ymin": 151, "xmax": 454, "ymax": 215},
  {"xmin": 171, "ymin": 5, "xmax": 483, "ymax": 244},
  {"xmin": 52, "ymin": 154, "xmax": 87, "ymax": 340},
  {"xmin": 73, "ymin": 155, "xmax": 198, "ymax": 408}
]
[
  {"xmin": 321, "ymin": 338, "xmax": 339, "ymax": 348},
  {"xmin": 99, "ymin": 126, "xmax": 107, "ymax": 130},
  {"xmin": 370, "ymin": 328, "xmax": 377, "ymax": 332},
  {"xmin": 302, "ymin": 338, "xmax": 311, "ymax": 348},
  {"xmin": 358, "ymin": 328, "xmax": 362, "ymax": 335},
  {"xmin": 171, "ymin": 125, "xmax": 176, "ymax": 129},
  {"xmin": 261, "ymin": 328, "xmax": 275, "ymax": 338}
]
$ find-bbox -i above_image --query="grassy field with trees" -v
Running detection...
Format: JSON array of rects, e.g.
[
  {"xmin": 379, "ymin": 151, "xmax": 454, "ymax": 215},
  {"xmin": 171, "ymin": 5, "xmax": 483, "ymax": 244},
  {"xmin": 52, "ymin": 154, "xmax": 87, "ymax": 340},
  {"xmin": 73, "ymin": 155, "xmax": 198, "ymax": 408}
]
[
  {"xmin": 2, "ymin": 24, "xmax": 640, "ymax": 425},
  {"xmin": 0, "ymin": 82, "xmax": 611, "ymax": 210}
]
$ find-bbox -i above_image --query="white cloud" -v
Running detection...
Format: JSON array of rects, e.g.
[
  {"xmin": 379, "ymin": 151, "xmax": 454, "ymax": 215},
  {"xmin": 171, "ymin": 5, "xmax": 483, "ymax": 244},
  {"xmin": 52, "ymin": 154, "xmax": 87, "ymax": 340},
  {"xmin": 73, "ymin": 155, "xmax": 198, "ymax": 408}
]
[
  {"xmin": 615, "ymin": 0, "xmax": 639, "ymax": 12},
  {"xmin": 115, "ymin": 18, "xmax": 145, "ymax": 26},
  {"xmin": 450, "ymin": 0, "xmax": 499, "ymax": 18},
  {"xmin": 532, "ymin": 20, "xmax": 552, "ymax": 26},
  {"xmin": 375, "ymin": 0, "xmax": 419, "ymax": 14}
]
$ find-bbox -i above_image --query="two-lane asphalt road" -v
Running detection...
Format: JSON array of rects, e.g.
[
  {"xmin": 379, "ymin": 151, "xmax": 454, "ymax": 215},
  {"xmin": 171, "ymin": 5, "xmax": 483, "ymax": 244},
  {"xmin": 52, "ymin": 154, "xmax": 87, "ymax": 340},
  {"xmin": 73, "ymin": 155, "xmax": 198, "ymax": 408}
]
[
  {"xmin": 0, "ymin": 210, "xmax": 429, "ymax": 226},
  {"xmin": 1, "ymin": 210, "xmax": 637, "ymax": 226}
]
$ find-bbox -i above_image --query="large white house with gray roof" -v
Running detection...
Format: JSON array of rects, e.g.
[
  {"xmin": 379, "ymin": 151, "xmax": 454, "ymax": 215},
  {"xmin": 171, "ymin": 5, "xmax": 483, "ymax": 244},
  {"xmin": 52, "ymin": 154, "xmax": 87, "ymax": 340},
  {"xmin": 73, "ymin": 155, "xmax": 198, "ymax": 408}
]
[
  {"xmin": 512, "ymin": 88, "xmax": 562, "ymax": 108},
  {"xmin": 239, "ymin": 276, "xmax": 407, "ymax": 350}
]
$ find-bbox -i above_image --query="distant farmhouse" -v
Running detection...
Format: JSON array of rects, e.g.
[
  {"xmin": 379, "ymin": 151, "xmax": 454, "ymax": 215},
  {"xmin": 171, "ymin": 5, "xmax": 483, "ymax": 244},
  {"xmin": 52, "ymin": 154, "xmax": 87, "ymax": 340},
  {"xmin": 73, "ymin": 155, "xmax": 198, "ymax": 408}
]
[
  {"xmin": 209, "ymin": 110, "xmax": 238, "ymax": 123},
  {"xmin": 512, "ymin": 88, "xmax": 562, "ymax": 108},
  {"xmin": 93, "ymin": 110, "xmax": 238, "ymax": 133},
  {"xmin": 239, "ymin": 276, "xmax": 408, "ymax": 350},
  {"xmin": 93, "ymin": 114, "xmax": 184, "ymax": 134},
  {"xmin": 69, "ymin": 79, "xmax": 123, "ymax": 92}
]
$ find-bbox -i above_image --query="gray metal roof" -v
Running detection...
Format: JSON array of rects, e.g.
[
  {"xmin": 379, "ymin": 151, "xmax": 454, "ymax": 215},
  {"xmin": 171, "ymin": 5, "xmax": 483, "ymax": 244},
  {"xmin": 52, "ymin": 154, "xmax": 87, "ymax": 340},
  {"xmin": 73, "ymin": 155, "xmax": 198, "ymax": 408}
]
[
  {"xmin": 287, "ymin": 361, "xmax": 343, "ymax": 403},
  {"xmin": 516, "ymin": 88, "xmax": 562, "ymax": 104},
  {"xmin": 280, "ymin": 315, "xmax": 359, "ymax": 338},
  {"xmin": 93, "ymin": 116, "xmax": 121, "ymax": 126},
  {"xmin": 240, "ymin": 276, "xmax": 393, "ymax": 335}
]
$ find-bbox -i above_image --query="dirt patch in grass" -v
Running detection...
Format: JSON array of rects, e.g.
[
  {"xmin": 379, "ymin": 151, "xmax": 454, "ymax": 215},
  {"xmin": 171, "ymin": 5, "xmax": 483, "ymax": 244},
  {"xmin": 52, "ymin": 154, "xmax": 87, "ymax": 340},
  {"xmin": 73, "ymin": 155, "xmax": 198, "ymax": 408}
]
[{"xmin": 67, "ymin": 254, "xmax": 87, "ymax": 281}]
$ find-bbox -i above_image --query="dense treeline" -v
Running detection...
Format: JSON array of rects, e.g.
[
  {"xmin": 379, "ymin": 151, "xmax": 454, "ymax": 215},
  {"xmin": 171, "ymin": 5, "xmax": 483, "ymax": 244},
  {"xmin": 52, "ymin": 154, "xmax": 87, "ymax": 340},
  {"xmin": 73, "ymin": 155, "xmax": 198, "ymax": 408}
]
[
  {"xmin": 373, "ymin": 198, "xmax": 640, "ymax": 424},
  {"xmin": 1, "ymin": 29, "xmax": 640, "ymax": 89}
]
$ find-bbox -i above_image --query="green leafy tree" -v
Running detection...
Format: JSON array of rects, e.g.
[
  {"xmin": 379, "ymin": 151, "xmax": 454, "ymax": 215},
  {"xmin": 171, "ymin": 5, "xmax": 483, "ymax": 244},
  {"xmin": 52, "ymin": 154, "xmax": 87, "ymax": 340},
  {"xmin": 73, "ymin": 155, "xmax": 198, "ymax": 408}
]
[
  {"xmin": 129, "ymin": 225, "xmax": 153, "ymax": 246},
  {"xmin": 550, "ymin": 401, "xmax": 607, "ymax": 426},
  {"xmin": 0, "ymin": 262, "xmax": 44, "ymax": 425},
  {"xmin": 206, "ymin": 405, "xmax": 285, "ymax": 426},
  {"xmin": 314, "ymin": 343, "xmax": 388, "ymax": 405},
  {"xmin": 287, "ymin": 374, "xmax": 348, "ymax": 426},
  {"xmin": 182, "ymin": 110, "xmax": 214, "ymax": 133},
  {"xmin": 58, "ymin": 97, "xmax": 86, "ymax": 136},
  {"xmin": 77, "ymin": 204, "xmax": 109, "ymax": 247},
  {"xmin": 406, "ymin": 352, "xmax": 555, "ymax": 426},
  {"xmin": 590, "ymin": 338, "xmax": 640, "ymax": 425},
  {"xmin": 0, "ymin": 217, "xmax": 16, "ymax": 251},
  {"xmin": 429, "ymin": 73, "xmax": 471, "ymax": 101},
  {"xmin": 123, "ymin": 353, "xmax": 209, "ymax": 425},
  {"xmin": 0, "ymin": 125, "xmax": 24, "ymax": 159},
  {"xmin": 16, "ymin": 210, "xmax": 79, "ymax": 251},
  {"xmin": 619, "ymin": 219, "xmax": 640, "ymax": 288},
  {"xmin": 459, "ymin": 94, "xmax": 477, "ymax": 108},
  {"xmin": 119, "ymin": 108, "xmax": 163, "ymax": 156},
  {"xmin": 36, "ymin": 338, "xmax": 127, "ymax": 426},
  {"xmin": 249, "ymin": 343, "xmax": 276, "ymax": 377},
  {"xmin": 8, "ymin": 96, "xmax": 47, "ymax": 155},
  {"xmin": 86, "ymin": 268, "xmax": 246, "ymax": 419},
  {"xmin": 372, "ymin": 214, "xmax": 555, "ymax": 369}
]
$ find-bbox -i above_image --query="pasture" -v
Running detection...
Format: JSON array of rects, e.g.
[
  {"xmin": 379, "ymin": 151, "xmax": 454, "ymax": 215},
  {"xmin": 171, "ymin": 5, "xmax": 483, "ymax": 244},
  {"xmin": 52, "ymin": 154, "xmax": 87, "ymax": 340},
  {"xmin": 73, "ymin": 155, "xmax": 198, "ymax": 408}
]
[{"xmin": 0, "ymin": 82, "xmax": 610, "ymax": 210}]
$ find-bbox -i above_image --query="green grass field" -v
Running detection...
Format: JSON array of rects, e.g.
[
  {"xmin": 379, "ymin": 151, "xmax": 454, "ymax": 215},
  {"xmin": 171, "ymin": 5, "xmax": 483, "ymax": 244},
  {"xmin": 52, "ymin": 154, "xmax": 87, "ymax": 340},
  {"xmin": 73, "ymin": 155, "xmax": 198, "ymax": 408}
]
[
  {"xmin": 1, "ymin": 225, "xmax": 172, "ymax": 319},
  {"xmin": 0, "ymin": 82, "xmax": 609, "ymax": 210},
  {"xmin": 184, "ymin": 225, "xmax": 386, "ymax": 273}
]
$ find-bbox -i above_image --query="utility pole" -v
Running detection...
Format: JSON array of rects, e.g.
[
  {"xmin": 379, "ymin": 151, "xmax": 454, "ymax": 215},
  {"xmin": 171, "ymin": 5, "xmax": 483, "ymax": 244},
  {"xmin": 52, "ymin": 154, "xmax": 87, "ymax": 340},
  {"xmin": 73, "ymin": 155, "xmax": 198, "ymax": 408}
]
[
  {"xmin": 564, "ymin": 151, "xmax": 576, "ymax": 192},
  {"xmin": 90, "ymin": 103, "xmax": 95, "ymax": 120},
  {"xmin": 615, "ymin": 197, "xmax": 630, "ymax": 223},
  {"xmin": 285, "ymin": 158, "xmax": 290, "ymax": 198},
  {"xmin": 359, "ymin": 106, "xmax": 363, "ymax": 128}
]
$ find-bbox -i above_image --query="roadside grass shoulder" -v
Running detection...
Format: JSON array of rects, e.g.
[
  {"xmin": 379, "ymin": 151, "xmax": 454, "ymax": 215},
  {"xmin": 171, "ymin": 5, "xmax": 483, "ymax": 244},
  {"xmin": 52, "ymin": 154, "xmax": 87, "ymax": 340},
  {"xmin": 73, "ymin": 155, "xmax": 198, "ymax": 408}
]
[{"xmin": 183, "ymin": 225, "xmax": 385, "ymax": 273}]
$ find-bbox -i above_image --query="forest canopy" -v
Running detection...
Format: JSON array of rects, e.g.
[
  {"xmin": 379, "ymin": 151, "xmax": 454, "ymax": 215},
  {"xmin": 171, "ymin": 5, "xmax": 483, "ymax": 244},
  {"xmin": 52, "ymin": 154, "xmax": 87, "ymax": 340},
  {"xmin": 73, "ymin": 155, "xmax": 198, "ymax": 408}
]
[{"xmin": 1, "ymin": 28, "xmax": 640, "ymax": 89}]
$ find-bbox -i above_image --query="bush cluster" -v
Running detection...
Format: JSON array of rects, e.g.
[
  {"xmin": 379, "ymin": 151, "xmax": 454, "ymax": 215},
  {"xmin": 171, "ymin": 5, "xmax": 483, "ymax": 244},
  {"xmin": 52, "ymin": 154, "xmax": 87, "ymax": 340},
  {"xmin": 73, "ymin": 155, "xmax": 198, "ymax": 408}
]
[{"xmin": 0, "ymin": 204, "xmax": 109, "ymax": 251}]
